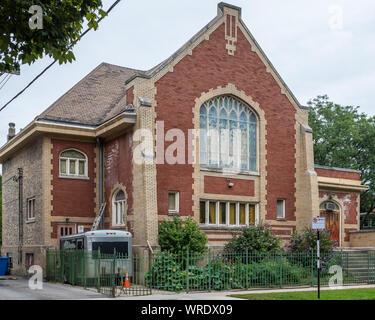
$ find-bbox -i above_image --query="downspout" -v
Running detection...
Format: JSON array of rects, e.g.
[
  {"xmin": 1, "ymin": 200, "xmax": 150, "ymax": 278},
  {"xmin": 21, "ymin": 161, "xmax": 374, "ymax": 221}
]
[
  {"xmin": 18, "ymin": 168, "xmax": 23, "ymax": 265},
  {"xmin": 97, "ymin": 138, "xmax": 104, "ymax": 230}
]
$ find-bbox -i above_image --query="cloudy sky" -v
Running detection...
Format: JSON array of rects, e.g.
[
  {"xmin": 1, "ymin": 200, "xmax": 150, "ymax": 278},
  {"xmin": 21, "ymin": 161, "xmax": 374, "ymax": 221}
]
[{"xmin": 0, "ymin": 0, "xmax": 375, "ymax": 155}]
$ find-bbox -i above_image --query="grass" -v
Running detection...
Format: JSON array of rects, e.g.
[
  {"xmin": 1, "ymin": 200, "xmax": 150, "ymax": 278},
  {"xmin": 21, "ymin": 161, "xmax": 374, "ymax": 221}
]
[{"xmin": 229, "ymin": 288, "xmax": 375, "ymax": 300}]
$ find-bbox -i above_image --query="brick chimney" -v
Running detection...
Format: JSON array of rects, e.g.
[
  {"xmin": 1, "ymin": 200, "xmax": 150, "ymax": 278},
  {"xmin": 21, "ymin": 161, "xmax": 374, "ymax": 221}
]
[{"xmin": 7, "ymin": 122, "xmax": 16, "ymax": 141}]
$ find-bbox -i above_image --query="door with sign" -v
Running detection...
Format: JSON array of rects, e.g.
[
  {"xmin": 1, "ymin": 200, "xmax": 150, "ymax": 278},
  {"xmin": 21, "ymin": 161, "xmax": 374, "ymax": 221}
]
[{"xmin": 320, "ymin": 201, "xmax": 340, "ymax": 244}]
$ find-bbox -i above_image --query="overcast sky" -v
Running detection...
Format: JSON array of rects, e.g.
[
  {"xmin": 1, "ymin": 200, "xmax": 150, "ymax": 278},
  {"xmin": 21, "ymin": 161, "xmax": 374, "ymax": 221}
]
[{"xmin": 1, "ymin": 0, "xmax": 375, "ymax": 162}]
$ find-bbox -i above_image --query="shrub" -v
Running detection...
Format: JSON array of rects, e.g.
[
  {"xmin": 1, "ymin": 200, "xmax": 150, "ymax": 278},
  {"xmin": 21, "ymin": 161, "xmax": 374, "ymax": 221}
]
[
  {"xmin": 224, "ymin": 223, "xmax": 281, "ymax": 254},
  {"xmin": 158, "ymin": 216, "xmax": 207, "ymax": 254},
  {"xmin": 286, "ymin": 227, "xmax": 338, "ymax": 270},
  {"xmin": 287, "ymin": 227, "xmax": 337, "ymax": 253}
]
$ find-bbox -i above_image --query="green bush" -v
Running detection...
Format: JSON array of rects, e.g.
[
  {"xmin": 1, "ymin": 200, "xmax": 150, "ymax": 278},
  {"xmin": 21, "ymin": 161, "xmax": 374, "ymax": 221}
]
[
  {"xmin": 287, "ymin": 227, "xmax": 338, "ymax": 270},
  {"xmin": 224, "ymin": 223, "xmax": 281, "ymax": 254},
  {"xmin": 287, "ymin": 227, "xmax": 337, "ymax": 253},
  {"xmin": 158, "ymin": 216, "xmax": 207, "ymax": 254},
  {"xmin": 145, "ymin": 251, "xmax": 310, "ymax": 291}
]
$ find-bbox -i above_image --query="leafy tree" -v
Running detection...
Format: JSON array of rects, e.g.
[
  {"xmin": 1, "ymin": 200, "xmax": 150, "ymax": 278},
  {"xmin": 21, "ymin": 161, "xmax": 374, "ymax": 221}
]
[
  {"xmin": 158, "ymin": 217, "xmax": 207, "ymax": 254},
  {"xmin": 308, "ymin": 95, "xmax": 375, "ymax": 213},
  {"xmin": 0, "ymin": 0, "xmax": 107, "ymax": 73},
  {"xmin": 224, "ymin": 223, "xmax": 281, "ymax": 253}
]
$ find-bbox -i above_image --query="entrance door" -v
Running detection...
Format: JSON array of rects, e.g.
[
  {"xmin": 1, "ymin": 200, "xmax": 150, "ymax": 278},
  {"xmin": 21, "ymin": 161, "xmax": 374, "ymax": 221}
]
[
  {"xmin": 26, "ymin": 253, "xmax": 34, "ymax": 271},
  {"xmin": 319, "ymin": 201, "xmax": 340, "ymax": 244}
]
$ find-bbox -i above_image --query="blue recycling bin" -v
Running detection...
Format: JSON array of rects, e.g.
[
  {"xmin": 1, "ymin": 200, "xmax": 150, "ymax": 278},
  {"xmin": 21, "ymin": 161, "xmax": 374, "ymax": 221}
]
[{"xmin": 0, "ymin": 257, "xmax": 9, "ymax": 276}]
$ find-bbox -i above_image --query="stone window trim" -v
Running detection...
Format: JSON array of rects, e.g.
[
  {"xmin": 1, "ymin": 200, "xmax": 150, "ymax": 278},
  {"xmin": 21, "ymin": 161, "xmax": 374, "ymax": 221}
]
[{"xmin": 59, "ymin": 148, "xmax": 89, "ymax": 179}]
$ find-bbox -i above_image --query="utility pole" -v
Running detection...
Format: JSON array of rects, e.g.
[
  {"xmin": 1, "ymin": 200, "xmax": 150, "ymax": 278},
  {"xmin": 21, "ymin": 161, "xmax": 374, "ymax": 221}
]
[{"xmin": 13, "ymin": 168, "xmax": 23, "ymax": 265}]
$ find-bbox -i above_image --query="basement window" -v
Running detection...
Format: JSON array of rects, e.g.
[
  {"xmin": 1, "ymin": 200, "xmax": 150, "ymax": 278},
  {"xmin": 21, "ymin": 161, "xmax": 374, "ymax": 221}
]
[
  {"xmin": 59, "ymin": 149, "xmax": 88, "ymax": 178},
  {"xmin": 200, "ymin": 200, "xmax": 257, "ymax": 227}
]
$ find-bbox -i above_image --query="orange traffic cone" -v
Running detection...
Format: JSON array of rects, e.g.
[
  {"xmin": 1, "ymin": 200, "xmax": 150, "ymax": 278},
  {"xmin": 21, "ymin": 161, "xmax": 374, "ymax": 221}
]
[{"xmin": 123, "ymin": 270, "xmax": 130, "ymax": 288}]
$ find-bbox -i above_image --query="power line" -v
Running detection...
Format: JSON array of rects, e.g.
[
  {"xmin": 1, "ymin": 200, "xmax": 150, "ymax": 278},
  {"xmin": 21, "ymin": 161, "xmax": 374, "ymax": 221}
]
[
  {"xmin": 0, "ymin": 74, "xmax": 12, "ymax": 90},
  {"xmin": 0, "ymin": 73, "xmax": 10, "ymax": 86},
  {"xmin": 0, "ymin": 0, "xmax": 122, "ymax": 113}
]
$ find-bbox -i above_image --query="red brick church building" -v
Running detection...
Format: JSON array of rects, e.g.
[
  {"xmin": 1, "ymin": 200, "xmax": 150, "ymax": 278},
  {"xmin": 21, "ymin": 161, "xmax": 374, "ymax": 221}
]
[{"xmin": 0, "ymin": 3, "xmax": 367, "ymax": 273}]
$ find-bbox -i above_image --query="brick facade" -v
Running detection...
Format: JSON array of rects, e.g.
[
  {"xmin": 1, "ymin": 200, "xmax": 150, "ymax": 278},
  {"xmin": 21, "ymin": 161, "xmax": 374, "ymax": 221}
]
[{"xmin": 0, "ymin": 3, "xmax": 367, "ymax": 274}]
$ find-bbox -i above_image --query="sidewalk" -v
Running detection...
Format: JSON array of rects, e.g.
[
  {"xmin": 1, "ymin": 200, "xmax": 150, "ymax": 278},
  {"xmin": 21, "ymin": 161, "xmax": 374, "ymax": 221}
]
[{"xmin": 112, "ymin": 284, "xmax": 375, "ymax": 300}]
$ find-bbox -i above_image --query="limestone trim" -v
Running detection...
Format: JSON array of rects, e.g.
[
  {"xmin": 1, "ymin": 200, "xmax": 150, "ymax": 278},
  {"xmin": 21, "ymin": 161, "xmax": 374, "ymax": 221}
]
[
  {"xmin": 318, "ymin": 177, "xmax": 368, "ymax": 192},
  {"xmin": 42, "ymin": 136, "xmax": 53, "ymax": 246},
  {"xmin": 0, "ymin": 114, "xmax": 136, "ymax": 163},
  {"xmin": 192, "ymin": 83, "xmax": 267, "ymax": 228}
]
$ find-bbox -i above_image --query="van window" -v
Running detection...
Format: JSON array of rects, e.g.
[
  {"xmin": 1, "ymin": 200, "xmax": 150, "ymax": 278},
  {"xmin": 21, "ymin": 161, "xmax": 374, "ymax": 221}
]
[{"xmin": 92, "ymin": 241, "xmax": 128, "ymax": 257}]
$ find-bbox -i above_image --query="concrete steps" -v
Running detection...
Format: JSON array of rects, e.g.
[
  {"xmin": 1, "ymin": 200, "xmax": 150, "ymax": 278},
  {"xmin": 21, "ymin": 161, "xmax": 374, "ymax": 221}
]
[{"xmin": 340, "ymin": 251, "xmax": 375, "ymax": 282}]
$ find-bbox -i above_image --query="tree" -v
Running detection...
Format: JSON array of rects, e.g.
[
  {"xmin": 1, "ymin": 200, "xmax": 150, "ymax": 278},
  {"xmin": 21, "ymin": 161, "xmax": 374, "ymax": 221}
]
[
  {"xmin": 158, "ymin": 217, "xmax": 207, "ymax": 254},
  {"xmin": 308, "ymin": 95, "xmax": 375, "ymax": 213},
  {"xmin": 0, "ymin": 0, "xmax": 107, "ymax": 73}
]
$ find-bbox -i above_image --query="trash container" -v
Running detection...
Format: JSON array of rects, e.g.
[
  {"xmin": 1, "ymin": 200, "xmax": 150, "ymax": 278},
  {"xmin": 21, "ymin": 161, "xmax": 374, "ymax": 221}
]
[{"xmin": 0, "ymin": 257, "xmax": 9, "ymax": 276}]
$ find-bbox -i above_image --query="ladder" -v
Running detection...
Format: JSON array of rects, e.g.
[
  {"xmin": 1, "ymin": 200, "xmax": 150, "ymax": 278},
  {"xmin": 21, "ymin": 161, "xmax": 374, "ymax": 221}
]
[{"xmin": 91, "ymin": 203, "xmax": 106, "ymax": 231}]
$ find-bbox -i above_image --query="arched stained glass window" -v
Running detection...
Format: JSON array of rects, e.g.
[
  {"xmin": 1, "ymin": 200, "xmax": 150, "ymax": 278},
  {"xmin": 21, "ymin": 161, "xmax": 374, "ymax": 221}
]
[{"xmin": 199, "ymin": 95, "xmax": 257, "ymax": 172}]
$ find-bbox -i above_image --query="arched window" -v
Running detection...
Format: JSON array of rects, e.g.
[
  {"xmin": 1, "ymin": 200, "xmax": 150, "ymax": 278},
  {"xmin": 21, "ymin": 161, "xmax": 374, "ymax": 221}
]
[
  {"xmin": 59, "ymin": 149, "xmax": 88, "ymax": 177},
  {"xmin": 319, "ymin": 201, "xmax": 340, "ymax": 211},
  {"xmin": 112, "ymin": 189, "xmax": 126, "ymax": 226},
  {"xmin": 200, "ymin": 95, "xmax": 257, "ymax": 172}
]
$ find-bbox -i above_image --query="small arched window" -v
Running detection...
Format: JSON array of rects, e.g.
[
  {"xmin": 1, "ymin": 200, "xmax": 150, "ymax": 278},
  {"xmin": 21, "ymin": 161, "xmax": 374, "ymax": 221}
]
[
  {"xmin": 200, "ymin": 95, "xmax": 257, "ymax": 172},
  {"xmin": 59, "ymin": 149, "xmax": 88, "ymax": 177},
  {"xmin": 112, "ymin": 189, "xmax": 126, "ymax": 226},
  {"xmin": 320, "ymin": 201, "xmax": 340, "ymax": 211}
]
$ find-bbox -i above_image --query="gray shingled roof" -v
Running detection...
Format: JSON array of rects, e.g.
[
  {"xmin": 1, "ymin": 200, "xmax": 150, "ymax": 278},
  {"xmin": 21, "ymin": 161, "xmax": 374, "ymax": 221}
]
[{"xmin": 37, "ymin": 62, "xmax": 145, "ymax": 126}]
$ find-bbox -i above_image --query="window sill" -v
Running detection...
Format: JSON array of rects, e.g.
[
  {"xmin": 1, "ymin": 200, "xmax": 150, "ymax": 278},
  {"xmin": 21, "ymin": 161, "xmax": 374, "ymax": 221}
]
[
  {"xmin": 26, "ymin": 219, "xmax": 36, "ymax": 224},
  {"xmin": 200, "ymin": 167, "xmax": 260, "ymax": 177},
  {"xmin": 168, "ymin": 211, "xmax": 180, "ymax": 217},
  {"xmin": 59, "ymin": 175, "xmax": 89, "ymax": 181},
  {"xmin": 276, "ymin": 218, "xmax": 287, "ymax": 222},
  {"xmin": 111, "ymin": 224, "xmax": 126, "ymax": 229}
]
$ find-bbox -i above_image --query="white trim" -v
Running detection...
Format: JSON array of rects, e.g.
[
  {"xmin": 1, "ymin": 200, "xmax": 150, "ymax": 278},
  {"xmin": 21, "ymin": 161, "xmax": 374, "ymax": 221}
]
[
  {"xmin": 112, "ymin": 189, "xmax": 126, "ymax": 227},
  {"xmin": 276, "ymin": 199, "xmax": 286, "ymax": 219},
  {"xmin": 59, "ymin": 148, "xmax": 88, "ymax": 179},
  {"xmin": 168, "ymin": 191, "xmax": 180, "ymax": 214},
  {"xmin": 26, "ymin": 197, "xmax": 36, "ymax": 221}
]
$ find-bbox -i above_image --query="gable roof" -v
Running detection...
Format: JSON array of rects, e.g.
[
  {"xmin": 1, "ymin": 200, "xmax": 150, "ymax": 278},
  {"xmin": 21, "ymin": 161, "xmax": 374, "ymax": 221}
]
[
  {"xmin": 125, "ymin": 2, "xmax": 307, "ymax": 111},
  {"xmin": 37, "ymin": 62, "xmax": 144, "ymax": 126},
  {"xmin": 38, "ymin": 2, "xmax": 306, "ymax": 127}
]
